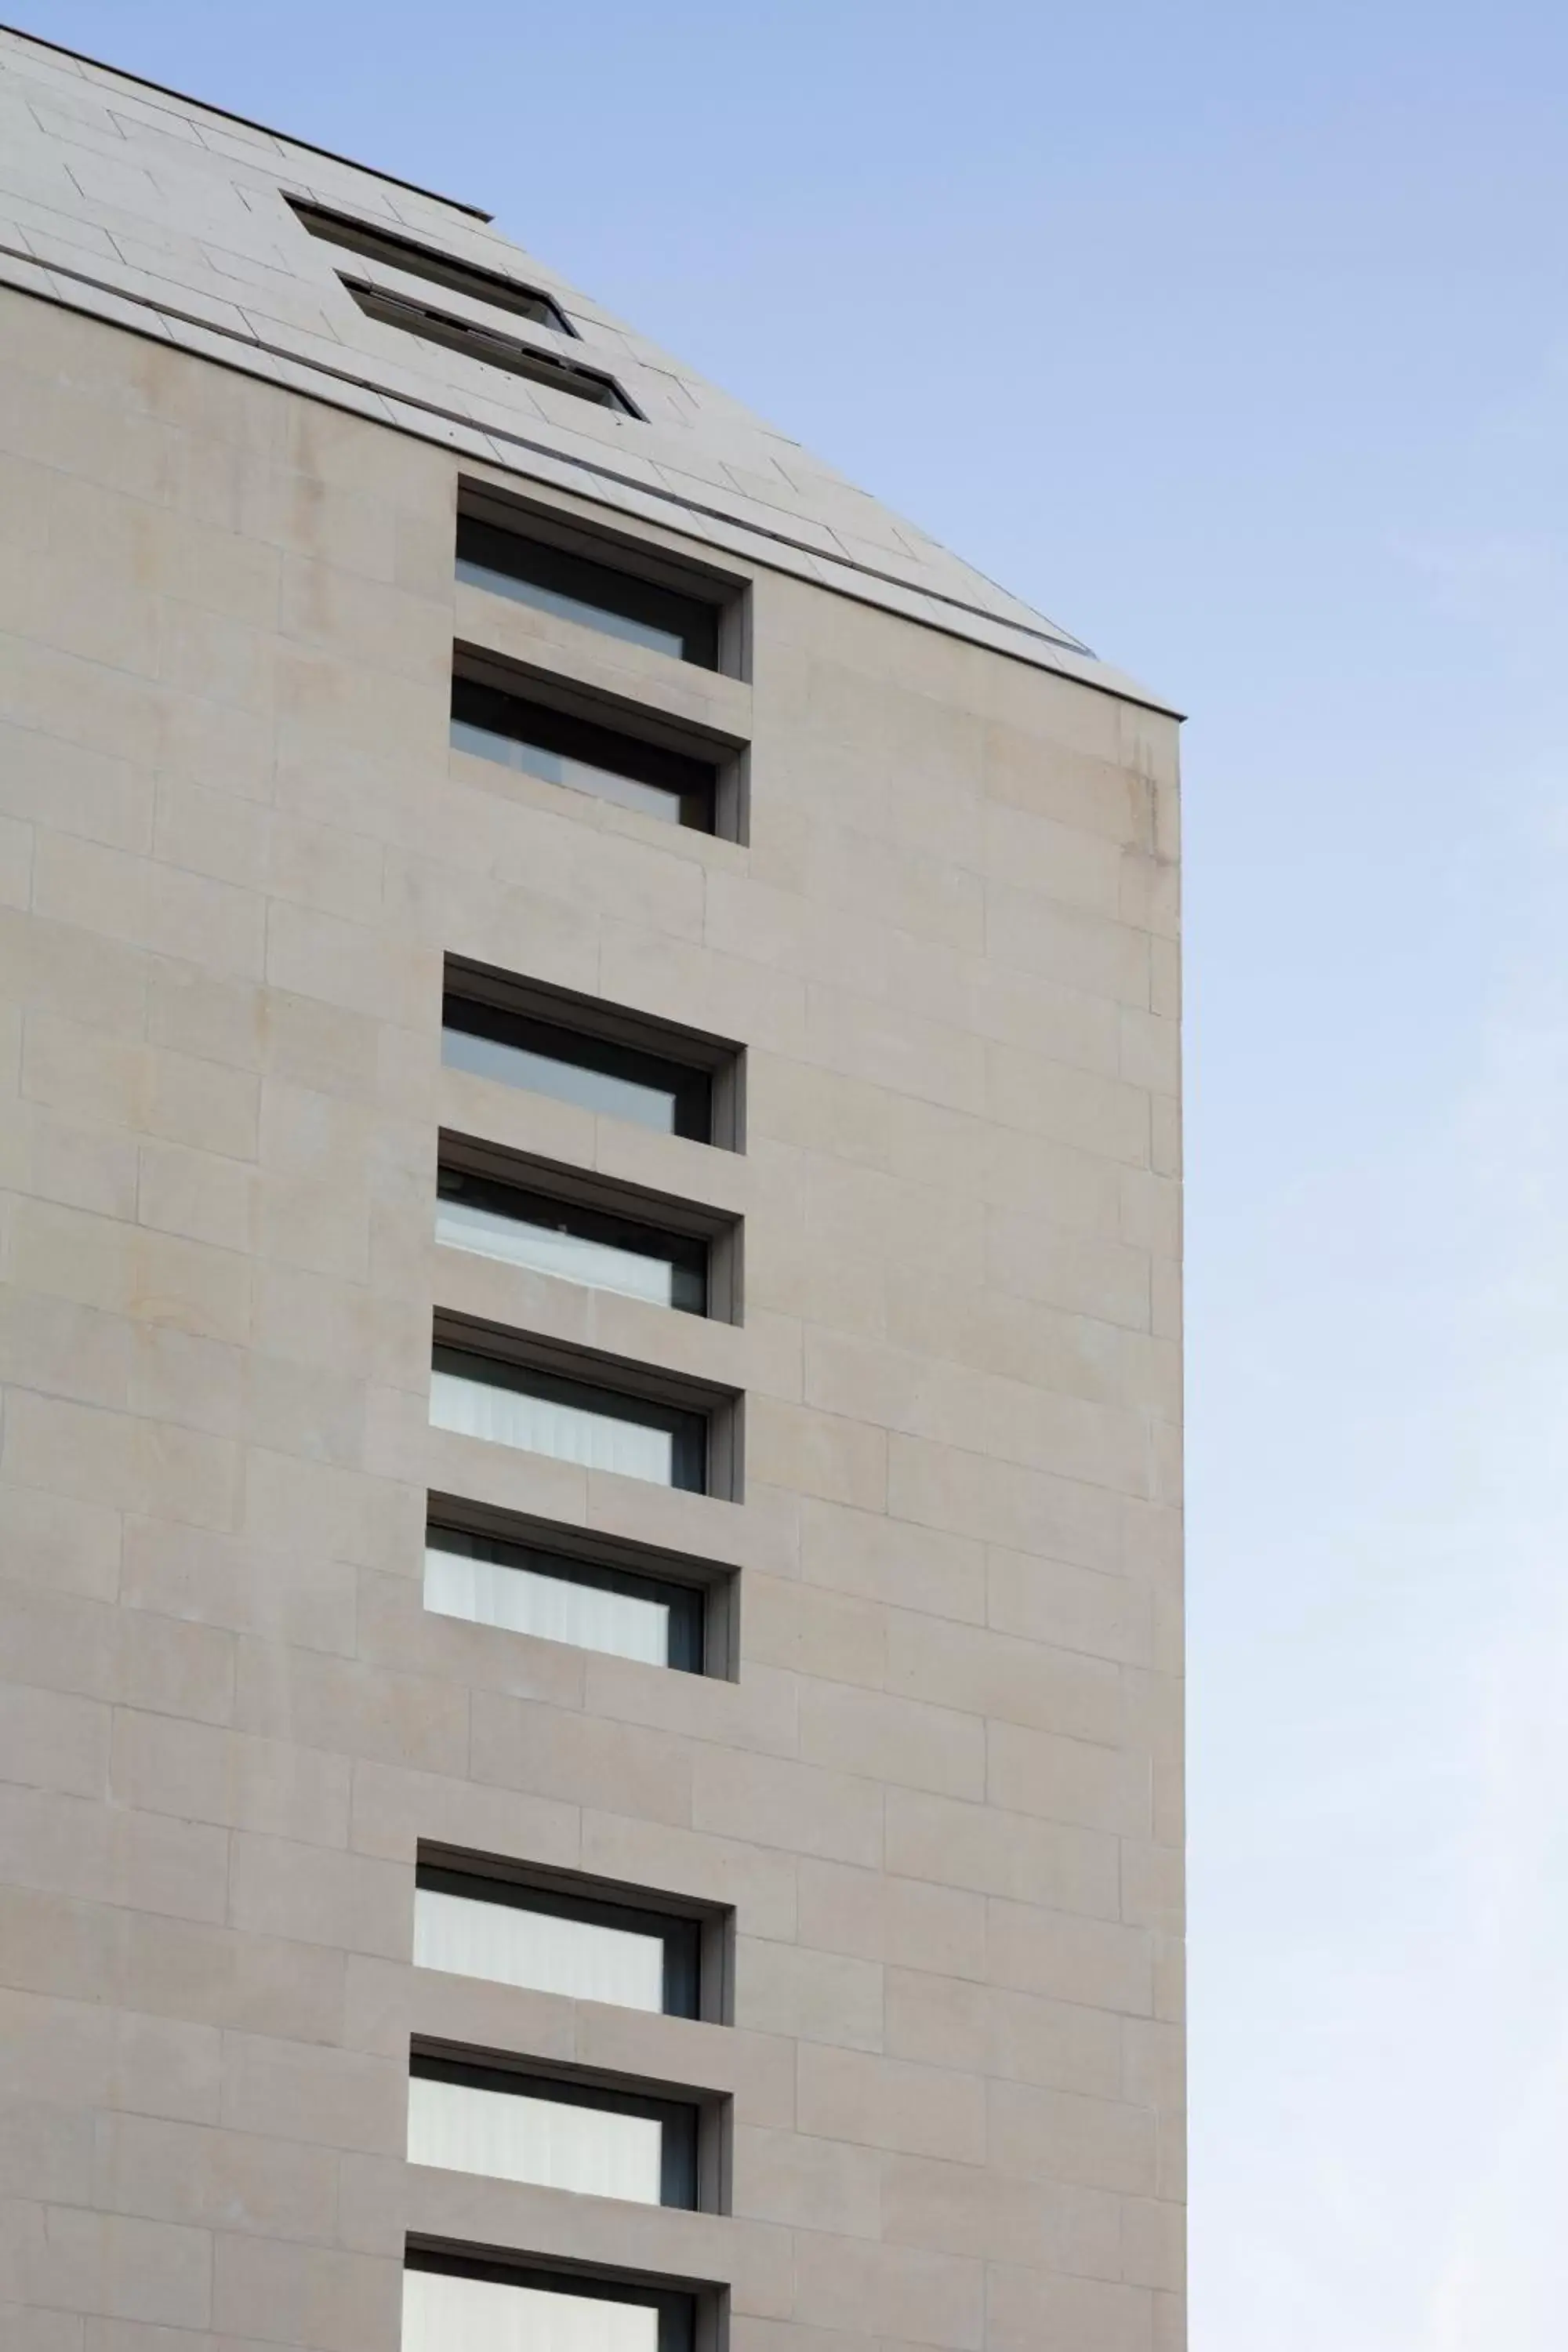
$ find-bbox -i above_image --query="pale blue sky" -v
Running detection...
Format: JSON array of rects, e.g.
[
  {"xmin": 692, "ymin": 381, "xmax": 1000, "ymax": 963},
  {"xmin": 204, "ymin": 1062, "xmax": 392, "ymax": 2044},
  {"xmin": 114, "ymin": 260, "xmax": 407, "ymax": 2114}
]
[{"xmin": 22, "ymin": 2, "xmax": 1568, "ymax": 2339}]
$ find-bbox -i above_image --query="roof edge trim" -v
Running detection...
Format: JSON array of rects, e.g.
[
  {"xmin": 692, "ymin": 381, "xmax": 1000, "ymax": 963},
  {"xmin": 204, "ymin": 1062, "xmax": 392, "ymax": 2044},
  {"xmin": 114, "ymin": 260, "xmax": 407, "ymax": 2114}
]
[
  {"xmin": 0, "ymin": 21, "xmax": 492, "ymax": 220},
  {"xmin": 0, "ymin": 248, "xmax": 1184, "ymax": 719}
]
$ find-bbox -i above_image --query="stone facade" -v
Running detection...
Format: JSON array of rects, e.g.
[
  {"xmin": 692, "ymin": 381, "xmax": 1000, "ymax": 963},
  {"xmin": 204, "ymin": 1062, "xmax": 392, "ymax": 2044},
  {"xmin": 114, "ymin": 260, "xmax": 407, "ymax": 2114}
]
[{"xmin": 0, "ymin": 29, "xmax": 1184, "ymax": 2352}]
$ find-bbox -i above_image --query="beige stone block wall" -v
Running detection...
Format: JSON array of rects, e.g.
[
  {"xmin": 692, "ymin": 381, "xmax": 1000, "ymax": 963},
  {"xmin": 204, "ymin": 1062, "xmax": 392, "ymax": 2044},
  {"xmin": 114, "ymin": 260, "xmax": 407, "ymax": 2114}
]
[{"xmin": 0, "ymin": 285, "xmax": 1183, "ymax": 2350}]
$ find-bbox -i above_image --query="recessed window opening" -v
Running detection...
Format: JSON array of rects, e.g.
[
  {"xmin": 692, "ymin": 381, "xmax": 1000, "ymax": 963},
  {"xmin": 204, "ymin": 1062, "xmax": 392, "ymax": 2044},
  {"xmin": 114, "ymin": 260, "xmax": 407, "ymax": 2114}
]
[
  {"xmin": 408, "ymin": 2054, "xmax": 699, "ymax": 2209},
  {"xmin": 451, "ymin": 675, "xmax": 716, "ymax": 831},
  {"xmin": 343, "ymin": 281, "xmax": 636, "ymax": 412},
  {"xmin": 437, "ymin": 1167, "xmax": 707, "ymax": 1313},
  {"xmin": 289, "ymin": 200, "xmax": 574, "ymax": 331},
  {"xmin": 424, "ymin": 1525, "xmax": 705, "ymax": 1671},
  {"xmin": 430, "ymin": 1345, "xmax": 707, "ymax": 1491},
  {"xmin": 456, "ymin": 515, "xmax": 719, "ymax": 667},
  {"xmin": 403, "ymin": 2252, "xmax": 699, "ymax": 2352},
  {"xmin": 441, "ymin": 996, "xmax": 714, "ymax": 1141},
  {"xmin": 414, "ymin": 1862, "xmax": 702, "ymax": 2013}
]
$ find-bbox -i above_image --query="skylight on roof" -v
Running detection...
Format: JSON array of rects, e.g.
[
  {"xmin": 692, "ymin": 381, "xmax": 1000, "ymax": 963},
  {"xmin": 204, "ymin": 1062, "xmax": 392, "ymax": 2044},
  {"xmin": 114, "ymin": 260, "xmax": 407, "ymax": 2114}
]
[
  {"xmin": 289, "ymin": 198, "xmax": 572, "ymax": 333},
  {"xmin": 343, "ymin": 282, "xmax": 637, "ymax": 415}
]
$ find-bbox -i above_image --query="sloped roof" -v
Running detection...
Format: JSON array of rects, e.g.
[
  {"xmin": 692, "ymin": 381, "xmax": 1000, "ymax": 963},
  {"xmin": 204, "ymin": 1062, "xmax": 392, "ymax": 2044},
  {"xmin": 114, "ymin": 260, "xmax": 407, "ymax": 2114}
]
[{"xmin": 0, "ymin": 24, "xmax": 1173, "ymax": 712}]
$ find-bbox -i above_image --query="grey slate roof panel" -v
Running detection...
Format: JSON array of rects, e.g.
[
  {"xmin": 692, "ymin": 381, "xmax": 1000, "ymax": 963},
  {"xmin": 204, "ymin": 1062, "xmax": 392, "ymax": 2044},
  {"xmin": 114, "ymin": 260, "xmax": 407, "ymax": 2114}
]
[{"xmin": 0, "ymin": 23, "xmax": 1174, "ymax": 713}]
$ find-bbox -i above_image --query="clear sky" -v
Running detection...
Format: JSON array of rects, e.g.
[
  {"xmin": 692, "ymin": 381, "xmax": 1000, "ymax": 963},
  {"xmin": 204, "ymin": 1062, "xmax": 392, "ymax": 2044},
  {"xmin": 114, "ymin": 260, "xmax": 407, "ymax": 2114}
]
[{"xmin": 19, "ymin": 2, "xmax": 1568, "ymax": 2340}]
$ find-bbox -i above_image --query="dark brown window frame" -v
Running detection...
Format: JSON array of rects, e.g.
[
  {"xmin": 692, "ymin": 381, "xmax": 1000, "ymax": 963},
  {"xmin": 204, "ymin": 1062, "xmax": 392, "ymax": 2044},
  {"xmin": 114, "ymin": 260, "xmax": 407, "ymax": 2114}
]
[
  {"xmin": 423, "ymin": 1496, "xmax": 742, "ymax": 1684},
  {"xmin": 416, "ymin": 1857, "xmax": 703, "ymax": 2015},
  {"xmin": 408, "ymin": 2043, "xmax": 724, "ymax": 2212},
  {"xmin": 416, "ymin": 1838, "xmax": 735, "ymax": 2020},
  {"xmin": 450, "ymin": 645, "xmax": 747, "ymax": 840},
  {"xmin": 425, "ymin": 1496, "xmax": 742, "ymax": 1684},
  {"xmin": 451, "ymin": 671, "xmax": 719, "ymax": 834},
  {"xmin": 442, "ymin": 958, "xmax": 746, "ymax": 1154},
  {"xmin": 424, "ymin": 1519, "xmax": 707, "ymax": 1673},
  {"xmin": 437, "ymin": 1134, "xmax": 742, "ymax": 1325},
  {"xmin": 404, "ymin": 2240, "xmax": 723, "ymax": 2352},
  {"xmin": 456, "ymin": 513, "xmax": 718, "ymax": 670},
  {"xmin": 459, "ymin": 482, "xmax": 750, "ymax": 681},
  {"xmin": 431, "ymin": 1312, "xmax": 745, "ymax": 1504},
  {"xmin": 437, "ymin": 1163, "xmax": 708, "ymax": 1316}
]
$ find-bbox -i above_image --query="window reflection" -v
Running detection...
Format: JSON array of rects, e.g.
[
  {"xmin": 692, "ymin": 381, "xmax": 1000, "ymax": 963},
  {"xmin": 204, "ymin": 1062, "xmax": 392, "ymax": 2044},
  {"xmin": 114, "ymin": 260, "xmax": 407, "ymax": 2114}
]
[
  {"xmin": 450, "ymin": 713, "xmax": 688, "ymax": 825},
  {"xmin": 455, "ymin": 516, "xmax": 720, "ymax": 669},
  {"xmin": 441, "ymin": 998, "xmax": 713, "ymax": 1141},
  {"xmin": 450, "ymin": 678, "xmax": 715, "ymax": 830},
  {"xmin": 457, "ymin": 555, "xmax": 685, "ymax": 660}
]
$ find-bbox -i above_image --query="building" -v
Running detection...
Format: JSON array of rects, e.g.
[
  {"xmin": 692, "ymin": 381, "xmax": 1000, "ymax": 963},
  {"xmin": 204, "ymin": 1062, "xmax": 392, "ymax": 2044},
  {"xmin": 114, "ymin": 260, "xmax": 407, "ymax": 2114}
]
[{"xmin": 0, "ymin": 24, "xmax": 1185, "ymax": 2352}]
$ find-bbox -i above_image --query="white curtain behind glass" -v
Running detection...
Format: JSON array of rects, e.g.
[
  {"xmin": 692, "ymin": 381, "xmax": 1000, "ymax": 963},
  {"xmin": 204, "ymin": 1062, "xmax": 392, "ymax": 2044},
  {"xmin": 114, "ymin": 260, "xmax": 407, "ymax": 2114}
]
[
  {"xmin": 402, "ymin": 2267, "xmax": 659, "ymax": 2352},
  {"xmin": 436, "ymin": 1196, "xmax": 674, "ymax": 1306},
  {"xmin": 424, "ymin": 1544, "xmax": 670, "ymax": 1665},
  {"xmin": 429, "ymin": 1367, "xmax": 673, "ymax": 1483},
  {"xmin": 413, "ymin": 1886, "xmax": 665, "ymax": 2011},
  {"xmin": 408, "ymin": 2075, "xmax": 662, "ymax": 2203}
]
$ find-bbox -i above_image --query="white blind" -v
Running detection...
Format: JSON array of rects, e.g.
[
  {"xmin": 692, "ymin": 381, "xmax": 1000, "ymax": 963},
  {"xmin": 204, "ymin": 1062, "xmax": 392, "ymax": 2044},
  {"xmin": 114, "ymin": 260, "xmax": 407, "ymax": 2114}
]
[
  {"xmin": 408, "ymin": 2075, "xmax": 662, "ymax": 2204},
  {"xmin": 430, "ymin": 1367, "xmax": 673, "ymax": 1483},
  {"xmin": 423, "ymin": 1544, "xmax": 671, "ymax": 1665},
  {"xmin": 413, "ymin": 1886, "xmax": 665, "ymax": 2011},
  {"xmin": 403, "ymin": 2268, "xmax": 659, "ymax": 2352},
  {"xmin": 436, "ymin": 1196, "xmax": 674, "ymax": 1305}
]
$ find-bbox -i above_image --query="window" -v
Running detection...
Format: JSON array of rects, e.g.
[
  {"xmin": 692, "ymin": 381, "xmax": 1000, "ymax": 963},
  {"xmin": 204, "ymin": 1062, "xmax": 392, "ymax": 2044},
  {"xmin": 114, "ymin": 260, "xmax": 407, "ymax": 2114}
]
[
  {"xmin": 289, "ymin": 199, "xmax": 573, "ymax": 330},
  {"xmin": 408, "ymin": 2054, "xmax": 699, "ymax": 2208},
  {"xmin": 425, "ymin": 1525, "xmax": 706, "ymax": 1670},
  {"xmin": 344, "ymin": 281, "xmax": 636, "ymax": 412},
  {"xmin": 456, "ymin": 514, "xmax": 720, "ymax": 668},
  {"xmin": 414, "ymin": 1861, "xmax": 702, "ymax": 2014},
  {"xmin": 403, "ymin": 2252, "xmax": 698, "ymax": 2352},
  {"xmin": 437, "ymin": 1166, "xmax": 707, "ymax": 1313},
  {"xmin": 441, "ymin": 963, "xmax": 743, "ymax": 1151},
  {"xmin": 441, "ymin": 993, "xmax": 717, "ymax": 1143},
  {"xmin": 452, "ymin": 673, "xmax": 717, "ymax": 830},
  {"xmin": 430, "ymin": 1346, "xmax": 708, "ymax": 1490}
]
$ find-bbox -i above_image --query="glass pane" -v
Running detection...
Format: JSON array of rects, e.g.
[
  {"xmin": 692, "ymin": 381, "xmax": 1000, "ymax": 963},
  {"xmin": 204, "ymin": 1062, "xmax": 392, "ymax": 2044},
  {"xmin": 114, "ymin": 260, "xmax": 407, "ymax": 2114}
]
[
  {"xmin": 413, "ymin": 1885, "xmax": 666, "ymax": 2009},
  {"xmin": 456, "ymin": 554, "xmax": 686, "ymax": 661},
  {"xmin": 293, "ymin": 204, "xmax": 568, "ymax": 329},
  {"xmin": 408, "ymin": 2075, "xmax": 663, "ymax": 2202},
  {"xmin": 441, "ymin": 1022, "xmax": 684, "ymax": 1134},
  {"xmin": 347, "ymin": 284, "xmax": 631, "ymax": 410},
  {"xmin": 404, "ymin": 2267, "xmax": 659, "ymax": 2352},
  {"xmin": 429, "ymin": 1366, "xmax": 677, "ymax": 1483},
  {"xmin": 424, "ymin": 1542, "xmax": 673, "ymax": 1665},
  {"xmin": 435, "ymin": 1194, "xmax": 683, "ymax": 1308},
  {"xmin": 449, "ymin": 681, "xmax": 714, "ymax": 832},
  {"xmin": 450, "ymin": 717, "xmax": 686, "ymax": 825},
  {"xmin": 453, "ymin": 519, "xmax": 719, "ymax": 668}
]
